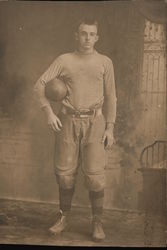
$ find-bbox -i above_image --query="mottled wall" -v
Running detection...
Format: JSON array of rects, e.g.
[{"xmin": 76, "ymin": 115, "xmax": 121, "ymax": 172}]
[
  {"xmin": 0, "ymin": 1, "xmax": 163, "ymax": 211},
  {"xmin": 138, "ymin": 19, "xmax": 166, "ymax": 142}
]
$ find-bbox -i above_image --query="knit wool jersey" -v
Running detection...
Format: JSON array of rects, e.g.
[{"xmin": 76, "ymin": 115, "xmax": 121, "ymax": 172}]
[{"xmin": 34, "ymin": 50, "xmax": 117, "ymax": 123}]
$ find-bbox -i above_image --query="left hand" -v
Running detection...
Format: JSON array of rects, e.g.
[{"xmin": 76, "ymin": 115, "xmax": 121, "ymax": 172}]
[{"xmin": 101, "ymin": 128, "xmax": 115, "ymax": 149}]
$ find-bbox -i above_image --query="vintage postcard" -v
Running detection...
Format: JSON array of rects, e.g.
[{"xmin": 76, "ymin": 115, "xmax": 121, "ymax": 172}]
[{"xmin": 0, "ymin": 0, "xmax": 166, "ymax": 247}]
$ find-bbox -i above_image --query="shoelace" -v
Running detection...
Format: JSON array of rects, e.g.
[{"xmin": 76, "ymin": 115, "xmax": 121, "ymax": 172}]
[{"xmin": 53, "ymin": 211, "xmax": 66, "ymax": 227}]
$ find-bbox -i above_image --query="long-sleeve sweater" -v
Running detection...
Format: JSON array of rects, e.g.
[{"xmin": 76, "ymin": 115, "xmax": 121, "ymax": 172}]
[{"xmin": 34, "ymin": 49, "xmax": 117, "ymax": 123}]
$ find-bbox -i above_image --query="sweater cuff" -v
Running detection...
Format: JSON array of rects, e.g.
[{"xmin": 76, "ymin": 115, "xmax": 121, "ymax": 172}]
[{"xmin": 105, "ymin": 121, "xmax": 115, "ymax": 130}]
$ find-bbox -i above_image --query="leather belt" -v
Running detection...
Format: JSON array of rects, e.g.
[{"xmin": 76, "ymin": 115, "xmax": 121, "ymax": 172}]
[{"xmin": 61, "ymin": 106, "xmax": 102, "ymax": 118}]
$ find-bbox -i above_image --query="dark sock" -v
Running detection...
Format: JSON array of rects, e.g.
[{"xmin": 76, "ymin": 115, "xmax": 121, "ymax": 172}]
[
  {"xmin": 89, "ymin": 189, "xmax": 104, "ymax": 217},
  {"xmin": 59, "ymin": 187, "xmax": 74, "ymax": 214}
]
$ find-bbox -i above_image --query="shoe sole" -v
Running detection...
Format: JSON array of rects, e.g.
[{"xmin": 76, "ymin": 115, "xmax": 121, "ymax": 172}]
[
  {"xmin": 49, "ymin": 223, "xmax": 69, "ymax": 235},
  {"xmin": 49, "ymin": 227, "xmax": 64, "ymax": 234},
  {"xmin": 92, "ymin": 236, "xmax": 105, "ymax": 242}
]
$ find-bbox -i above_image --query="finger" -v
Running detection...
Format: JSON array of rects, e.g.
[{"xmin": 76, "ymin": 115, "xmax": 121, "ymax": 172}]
[
  {"xmin": 52, "ymin": 122, "xmax": 61, "ymax": 132},
  {"xmin": 56, "ymin": 118, "xmax": 62, "ymax": 128},
  {"xmin": 101, "ymin": 134, "xmax": 106, "ymax": 143},
  {"xmin": 48, "ymin": 122, "xmax": 58, "ymax": 132},
  {"xmin": 54, "ymin": 122, "xmax": 61, "ymax": 131},
  {"xmin": 106, "ymin": 144, "xmax": 112, "ymax": 150},
  {"xmin": 112, "ymin": 138, "xmax": 115, "ymax": 145},
  {"xmin": 48, "ymin": 123, "xmax": 54, "ymax": 131},
  {"xmin": 109, "ymin": 140, "xmax": 114, "ymax": 147},
  {"xmin": 105, "ymin": 138, "xmax": 113, "ymax": 149},
  {"xmin": 106, "ymin": 142, "xmax": 112, "ymax": 150},
  {"xmin": 47, "ymin": 121, "xmax": 52, "ymax": 127},
  {"xmin": 50, "ymin": 123, "xmax": 57, "ymax": 132}
]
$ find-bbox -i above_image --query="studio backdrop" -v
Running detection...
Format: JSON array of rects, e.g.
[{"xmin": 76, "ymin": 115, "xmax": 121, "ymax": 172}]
[{"xmin": 0, "ymin": 1, "xmax": 166, "ymax": 211}]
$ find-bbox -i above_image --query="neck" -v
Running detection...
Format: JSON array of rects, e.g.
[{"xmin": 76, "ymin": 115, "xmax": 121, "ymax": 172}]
[{"xmin": 77, "ymin": 46, "xmax": 95, "ymax": 55}]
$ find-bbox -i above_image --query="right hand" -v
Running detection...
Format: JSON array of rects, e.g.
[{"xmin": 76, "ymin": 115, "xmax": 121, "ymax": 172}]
[{"xmin": 47, "ymin": 113, "xmax": 62, "ymax": 132}]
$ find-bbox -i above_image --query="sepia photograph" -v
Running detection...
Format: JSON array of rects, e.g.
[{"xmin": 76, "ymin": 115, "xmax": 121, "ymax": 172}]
[{"xmin": 0, "ymin": 0, "xmax": 166, "ymax": 247}]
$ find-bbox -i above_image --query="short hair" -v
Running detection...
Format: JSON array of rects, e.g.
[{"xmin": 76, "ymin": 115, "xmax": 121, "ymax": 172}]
[{"xmin": 75, "ymin": 17, "xmax": 99, "ymax": 33}]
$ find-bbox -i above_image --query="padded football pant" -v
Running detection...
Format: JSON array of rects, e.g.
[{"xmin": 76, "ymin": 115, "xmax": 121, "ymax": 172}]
[{"xmin": 54, "ymin": 111, "xmax": 106, "ymax": 192}]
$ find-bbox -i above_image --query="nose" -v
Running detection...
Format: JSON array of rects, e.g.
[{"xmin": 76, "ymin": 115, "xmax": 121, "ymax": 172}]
[{"xmin": 86, "ymin": 34, "xmax": 90, "ymax": 41}]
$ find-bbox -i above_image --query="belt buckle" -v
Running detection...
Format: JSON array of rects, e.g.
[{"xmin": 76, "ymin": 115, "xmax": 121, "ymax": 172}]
[
  {"xmin": 75, "ymin": 110, "xmax": 88, "ymax": 118},
  {"xmin": 80, "ymin": 114, "xmax": 88, "ymax": 118},
  {"xmin": 74, "ymin": 109, "xmax": 95, "ymax": 118}
]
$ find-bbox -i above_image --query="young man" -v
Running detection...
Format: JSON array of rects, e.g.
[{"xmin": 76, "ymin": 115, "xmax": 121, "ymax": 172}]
[{"xmin": 34, "ymin": 18, "xmax": 117, "ymax": 242}]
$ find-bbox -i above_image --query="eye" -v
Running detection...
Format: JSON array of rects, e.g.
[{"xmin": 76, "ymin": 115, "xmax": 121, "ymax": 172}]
[
  {"xmin": 90, "ymin": 32, "xmax": 96, "ymax": 37},
  {"xmin": 80, "ymin": 31, "xmax": 87, "ymax": 36}
]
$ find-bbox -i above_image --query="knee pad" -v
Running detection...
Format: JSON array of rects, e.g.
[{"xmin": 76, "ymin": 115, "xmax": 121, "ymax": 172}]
[
  {"xmin": 56, "ymin": 174, "xmax": 75, "ymax": 189},
  {"xmin": 84, "ymin": 174, "xmax": 105, "ymax": 192}
]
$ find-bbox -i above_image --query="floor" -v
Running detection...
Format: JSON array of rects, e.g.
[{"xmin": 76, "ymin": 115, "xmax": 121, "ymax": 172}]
[{"xmin": 0, "ymin": 199, "xmax": 166, "ymax": 247}]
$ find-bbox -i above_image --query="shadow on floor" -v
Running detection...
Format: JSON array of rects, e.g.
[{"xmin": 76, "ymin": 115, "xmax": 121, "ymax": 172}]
[{"xmin": 0, "ymin": 198, "xmax": 166, "ymax": 247}]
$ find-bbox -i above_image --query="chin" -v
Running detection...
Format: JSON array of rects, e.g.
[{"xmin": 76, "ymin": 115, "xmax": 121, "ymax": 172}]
[{"xmin": 83, "ymin": 45, "xmax": 92, "ymax": 49}]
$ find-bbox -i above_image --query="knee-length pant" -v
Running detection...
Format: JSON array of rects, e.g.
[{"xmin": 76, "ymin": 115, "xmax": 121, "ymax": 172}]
[{"xmin": 54, "ymin": 112, "xmax": 106, "ymax": 191}]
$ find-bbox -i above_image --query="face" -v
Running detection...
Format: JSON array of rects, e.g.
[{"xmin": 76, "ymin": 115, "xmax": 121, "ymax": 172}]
[{"xmin": 75, "ymin": 23, "xmax": 99, "ymax": 50}]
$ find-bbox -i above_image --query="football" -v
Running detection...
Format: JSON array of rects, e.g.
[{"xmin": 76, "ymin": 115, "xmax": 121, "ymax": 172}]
[{"xmin": 45, "ymin": 78, "xmax": 67, "ymax": 102}]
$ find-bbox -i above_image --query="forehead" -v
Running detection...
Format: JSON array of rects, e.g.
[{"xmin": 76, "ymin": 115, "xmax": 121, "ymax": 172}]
[{"xmin": 78, "ymin": 23, "xmax": 97, "ymax": 34}]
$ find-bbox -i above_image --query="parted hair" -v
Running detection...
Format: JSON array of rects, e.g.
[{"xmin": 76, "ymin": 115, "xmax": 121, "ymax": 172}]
[{"xmin": 75, "ymin": 17, "xmax": 99, "ymax": 33}]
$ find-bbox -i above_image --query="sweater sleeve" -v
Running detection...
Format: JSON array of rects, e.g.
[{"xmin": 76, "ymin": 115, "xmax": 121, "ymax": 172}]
[
  {"xmin": 103, "ymin": 57, "xmax": 117, "ymax": 124},
  {"xmin": 34, "ymin": 56, "xmax": 62, "ymax": 108}
]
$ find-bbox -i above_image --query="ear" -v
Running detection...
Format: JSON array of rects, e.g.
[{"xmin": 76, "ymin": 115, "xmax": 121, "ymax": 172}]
[
  {"xmin": 75, "ymin": 32, "xmax": 79, "ymax": 41},
  {"xmin": 95, "ymin": 35, "xmax": 99, "ymax": 43}
]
